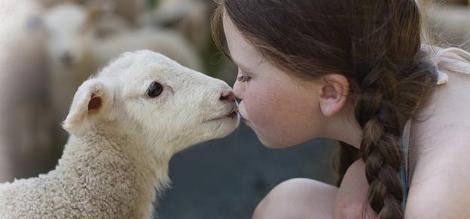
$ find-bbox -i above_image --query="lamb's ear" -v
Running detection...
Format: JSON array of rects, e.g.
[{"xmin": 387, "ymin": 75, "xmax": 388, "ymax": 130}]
[{"xmin": 63, "ymin": 79, "xmax": 113, "ymax": 135}]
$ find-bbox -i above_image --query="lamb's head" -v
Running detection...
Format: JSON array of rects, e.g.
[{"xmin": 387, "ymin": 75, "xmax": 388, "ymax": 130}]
[{"xmin": 63, "ymin": 50, "xmax": 239, "ymax": 155}]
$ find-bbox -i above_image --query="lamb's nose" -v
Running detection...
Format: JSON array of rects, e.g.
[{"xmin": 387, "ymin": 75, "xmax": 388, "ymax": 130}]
[{"xmin": 220, "ymin": 90, "xmax": 235, "ymax": 102}]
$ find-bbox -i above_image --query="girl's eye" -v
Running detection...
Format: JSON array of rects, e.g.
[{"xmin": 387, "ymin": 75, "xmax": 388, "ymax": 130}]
[
  {"xmin": 237, "ymin": 75, "xmax": 251, "ymax": 82},
  {"xmin": 147, "ymin": 81, "xmax": 163, "ymax": 98}
]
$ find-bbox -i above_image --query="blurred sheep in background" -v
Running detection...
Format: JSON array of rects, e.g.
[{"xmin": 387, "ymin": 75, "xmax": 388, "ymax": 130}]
[
  {"xmin": 39, "ymin": 0, "xmax": 147, "ymax": 24},
  {"xmin": 425, "ymin": 6, "xmax": 470, "ymax": 50},
  {"xmin": 138, "ymin": 0, "xmax": 211, "ymax": 55},
  {"xmin": 419, "ymin": 0, "xmax": 470, "ymax": 50},
  {"xmin": 0, "ymin": 0, "xmax": 59, "ymax": 182}
]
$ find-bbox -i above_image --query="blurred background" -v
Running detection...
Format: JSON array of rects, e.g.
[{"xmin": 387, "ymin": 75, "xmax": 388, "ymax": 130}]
[{"xmin": 0, "ymin": 0, "xmax": 468, "ymax": 218}]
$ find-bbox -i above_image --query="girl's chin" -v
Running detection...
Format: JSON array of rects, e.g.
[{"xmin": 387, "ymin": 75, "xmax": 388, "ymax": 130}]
[
  {"xmin": 259, "ymin": 138, "xmax": 289, "ymax": 148},
  {"xmin": 242, "ymin": 119, "xmax": 294, "ymax": 148},
  {"xmin": 254, "ymin": 131, "xmax": 292, "ymax": 149}
]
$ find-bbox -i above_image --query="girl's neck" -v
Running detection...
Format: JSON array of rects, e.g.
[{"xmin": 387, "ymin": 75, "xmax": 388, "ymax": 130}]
[{"xmin": 323, "ymin": 102, "xmax": 363, "ymax": 149}]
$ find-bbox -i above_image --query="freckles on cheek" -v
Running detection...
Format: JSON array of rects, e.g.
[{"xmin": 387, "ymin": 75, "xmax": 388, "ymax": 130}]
[
  {"xmin": 245, "ymin": 97, "xmax": 269, "ymax": 126},
  {"xmin": 245, "ymin": 95, "xmax": 291, "ymax": 146},
  {"xmin": 244, "ymin": 86, "xmax": 282, "ymax": 128}
]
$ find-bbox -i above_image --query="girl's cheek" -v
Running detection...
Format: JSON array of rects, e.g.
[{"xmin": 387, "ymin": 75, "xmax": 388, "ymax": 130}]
[{"xmin": 243, "ymin": 95, "xmax": 268, "ymax": 125}]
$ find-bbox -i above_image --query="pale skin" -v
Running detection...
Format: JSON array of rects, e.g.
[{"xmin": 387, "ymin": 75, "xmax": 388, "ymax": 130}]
[{"xmin": 223, "ymin": 12, "xmax": 470, "ymax": 219}]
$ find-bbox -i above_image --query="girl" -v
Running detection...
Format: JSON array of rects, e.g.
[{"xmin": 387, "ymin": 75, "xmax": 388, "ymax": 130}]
[{"xmin": 212, "ymin": 0, "xmax": 470, "ymax": 218}]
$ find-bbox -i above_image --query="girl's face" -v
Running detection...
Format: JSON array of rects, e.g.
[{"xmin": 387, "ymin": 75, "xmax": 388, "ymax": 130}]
[{"xmin": 223, "ymin": 13, "xmax": 327, "ymax": 148}]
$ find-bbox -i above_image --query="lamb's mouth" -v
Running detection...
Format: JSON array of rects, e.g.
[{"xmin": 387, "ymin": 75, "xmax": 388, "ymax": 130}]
[{"xmin": 207, "ymin": 108, "xmax": 239, "ymax": 121}]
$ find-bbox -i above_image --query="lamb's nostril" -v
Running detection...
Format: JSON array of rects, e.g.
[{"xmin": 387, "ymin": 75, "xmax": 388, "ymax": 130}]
[{"xmin": 220, "ymin": 90, "xmax": 235, "ymax": 102}]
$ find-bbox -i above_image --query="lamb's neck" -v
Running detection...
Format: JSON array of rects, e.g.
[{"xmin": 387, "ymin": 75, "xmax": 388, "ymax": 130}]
[{"xmin": 54, "ymin": 132, "xmax": 171, "ymax": 217}]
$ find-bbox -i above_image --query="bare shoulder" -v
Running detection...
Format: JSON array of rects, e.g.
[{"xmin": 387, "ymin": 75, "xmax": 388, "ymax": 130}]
[
  {"xmin": 406, "ymin": 125, "xmax": 470, "ymax": 218},
  {"xmin": 252, "ymin": 178, "xmax": 337, "ymax": 219},
  {"xmin": 417, "ymin": 69, "xmax": 470, "ymax": 129},
  {"xmin": 408, "ymin": 68, "xmax": 470, "ymax": 219},
  {"xmin": 412, "ymin": 67, "xmax": 470, "ymax": 168}
]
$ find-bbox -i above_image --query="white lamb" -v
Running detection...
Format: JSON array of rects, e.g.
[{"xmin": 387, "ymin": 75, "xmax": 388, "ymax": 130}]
[{"xmin": 0, "ymin": 50, "xmax": 239, "ymax": 219}]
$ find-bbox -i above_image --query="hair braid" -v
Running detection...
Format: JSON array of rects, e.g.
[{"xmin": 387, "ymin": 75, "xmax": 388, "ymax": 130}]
[
  {"xmin": 355, "ymin": 52, "xmax": 438, "ymax": 218},
  {"xmin": 353, "ymin": 61, "xmax": 404, "ymax": 218}
]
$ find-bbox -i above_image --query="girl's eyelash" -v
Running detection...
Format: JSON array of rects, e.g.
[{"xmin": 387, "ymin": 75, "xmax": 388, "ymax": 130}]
[
  {"xmin": 237, "ymin": 75, "xmax": 251, "ymax": 82},
  {"xmin": 237, "ymin": 69, "xmax": 252, "ymax": 82}
]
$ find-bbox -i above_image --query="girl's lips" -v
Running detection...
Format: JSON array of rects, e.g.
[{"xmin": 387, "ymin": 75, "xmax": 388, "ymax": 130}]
[{"xmin": 237, "ymin": 102, "xmax": 250, "ymax": 124}]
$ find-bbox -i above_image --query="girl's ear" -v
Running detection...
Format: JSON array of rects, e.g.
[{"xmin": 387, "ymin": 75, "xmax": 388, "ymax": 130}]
[
  {"xmin": 318, "ymin": 74, "xmax": 350, "ymax": 117},
  {"xmin": 63, "ymin": 79, "xmax": 113, "ymax": 136}
]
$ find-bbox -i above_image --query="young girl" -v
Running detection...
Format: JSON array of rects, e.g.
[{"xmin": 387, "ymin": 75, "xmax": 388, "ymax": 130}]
[{"xmin": 212, "ymin": 0, "xmax": 470, "ymax": 218}]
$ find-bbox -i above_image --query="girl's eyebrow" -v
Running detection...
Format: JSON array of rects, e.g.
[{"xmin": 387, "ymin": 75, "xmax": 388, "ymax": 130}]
[
  {"xmin": 224, "ymin": 48, "xmax": 255, "ymax": 71},
  {"xmin": 232, "ymin": 57, "xmax": 254, "ymax": 73},
  {"xmin": 232, "ymin": 55, "xmax": 266, "ymax": 74}
]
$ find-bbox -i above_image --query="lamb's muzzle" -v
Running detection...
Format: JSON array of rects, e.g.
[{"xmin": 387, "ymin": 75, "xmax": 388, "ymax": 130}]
[
  {"xmin": 207, "ymin": 104, "xmax": 239, "ymax": 121},
  {"xmin": 209, "ymin": 90, "xmax": 238, "ymax": 121}
]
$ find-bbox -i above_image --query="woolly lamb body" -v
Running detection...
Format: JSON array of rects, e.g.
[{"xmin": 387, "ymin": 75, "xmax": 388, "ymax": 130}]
[
  {"xmin": 0, "ymin": 50, "xmax": 239, "ymax": 218},
  {"xmin": 0, "ymin": 134, "xmax": 165, "ymax": 219}
]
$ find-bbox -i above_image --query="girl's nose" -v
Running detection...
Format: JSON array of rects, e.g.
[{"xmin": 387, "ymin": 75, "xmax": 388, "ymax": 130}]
[{"xmin": 232, "ymin": 80, "xmax": 244, "ymax": 101}]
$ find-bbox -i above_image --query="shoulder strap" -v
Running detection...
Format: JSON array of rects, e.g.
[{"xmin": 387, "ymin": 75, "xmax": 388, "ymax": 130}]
[{"xmin": 400, "ymin": 120, "xmax": 412, "ymax": 209}]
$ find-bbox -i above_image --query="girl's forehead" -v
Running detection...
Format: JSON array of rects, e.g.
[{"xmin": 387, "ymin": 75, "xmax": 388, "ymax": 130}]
[{"xmin": 222, "ymin": 13, "xmax": 265, "ymax": 70}]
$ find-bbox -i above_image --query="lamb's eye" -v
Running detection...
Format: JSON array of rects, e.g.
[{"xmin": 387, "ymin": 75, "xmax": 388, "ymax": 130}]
[{"xmin": 147, "ymin": 81, "xmax": 163, "ymax": 98}]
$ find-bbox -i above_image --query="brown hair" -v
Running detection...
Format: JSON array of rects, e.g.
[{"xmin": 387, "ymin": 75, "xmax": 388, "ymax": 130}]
[{"xmin": 212, "ymin": 0, "xmax": 437, "ymax": 218}]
